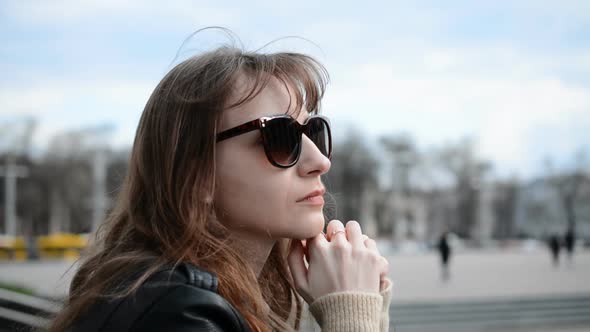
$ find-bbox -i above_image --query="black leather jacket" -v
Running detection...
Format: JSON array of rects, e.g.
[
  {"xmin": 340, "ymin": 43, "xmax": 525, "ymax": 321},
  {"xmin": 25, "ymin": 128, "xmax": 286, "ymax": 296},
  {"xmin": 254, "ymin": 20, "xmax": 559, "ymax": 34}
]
[{"xmin": 68, "ymin": 263, "xmax": 251, "ymax": 332}]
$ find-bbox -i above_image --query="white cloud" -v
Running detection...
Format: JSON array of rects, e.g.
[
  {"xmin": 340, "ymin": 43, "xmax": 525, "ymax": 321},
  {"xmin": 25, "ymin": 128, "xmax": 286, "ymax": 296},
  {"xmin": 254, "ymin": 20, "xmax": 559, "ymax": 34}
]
[
  {"xmin": 322, "ymin": 45, "xmax": 590, "ymax": 177},
  {"xmin": 0, "ymin": 77, "xmax": 155, "ymax": 151},
  {"xmin": 0, "ymin": 88, "xmax": 66, "ymax": 115},
  {"xmin": 0, "ymin": 78, "xmax": 154, "ymax": 115}
]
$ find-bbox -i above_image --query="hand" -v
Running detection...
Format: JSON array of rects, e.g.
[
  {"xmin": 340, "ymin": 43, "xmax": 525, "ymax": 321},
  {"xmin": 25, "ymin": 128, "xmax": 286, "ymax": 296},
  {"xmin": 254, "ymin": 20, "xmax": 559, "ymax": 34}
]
[
  {"xmin": 288, "ymin": 220, "xmax": 389, "ymax": 304},
  {"xmin": 360, "ymin": 234, "xmax": 390, "ymax": 291}
]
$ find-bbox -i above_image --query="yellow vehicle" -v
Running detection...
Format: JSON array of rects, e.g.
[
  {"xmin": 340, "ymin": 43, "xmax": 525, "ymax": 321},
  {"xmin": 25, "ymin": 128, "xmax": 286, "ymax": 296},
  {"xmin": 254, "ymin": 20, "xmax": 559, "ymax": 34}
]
[
  {"xmin": 0, "ymin": 233, "xmax": 88, "ymax": 261},
  {"xmin": 37, "ymin": 233, "xmax": 88, "ymax": 260}
]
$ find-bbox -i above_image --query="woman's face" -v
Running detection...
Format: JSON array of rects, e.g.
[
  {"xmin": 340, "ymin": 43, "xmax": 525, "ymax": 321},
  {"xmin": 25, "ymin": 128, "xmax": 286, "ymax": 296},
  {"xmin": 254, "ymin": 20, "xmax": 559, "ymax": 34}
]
[{"xmin": 214, "ymin": 76, "xmax": 331, "ymax": 240}]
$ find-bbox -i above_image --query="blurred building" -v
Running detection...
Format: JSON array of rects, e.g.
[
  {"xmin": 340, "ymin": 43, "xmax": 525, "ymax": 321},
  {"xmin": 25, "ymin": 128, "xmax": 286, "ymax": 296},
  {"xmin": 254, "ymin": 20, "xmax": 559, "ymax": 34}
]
[
  {"xmin": 372, "ymin": 173, "xmax": 590, "ymax": 246},
  {"xmin": 515, "ymin": 177, "xmax": 590, "ymax": 241},
  {"xmin": 2, "ymin": 139, "xmax": 589, "ymax": 248}
]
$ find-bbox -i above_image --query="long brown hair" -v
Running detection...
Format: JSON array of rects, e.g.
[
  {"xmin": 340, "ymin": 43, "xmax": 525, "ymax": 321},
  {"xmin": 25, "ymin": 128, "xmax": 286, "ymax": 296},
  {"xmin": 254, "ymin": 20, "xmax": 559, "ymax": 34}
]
[{"xmin": 47, "ymin": 42, "xmax": 329, "ymax": 331}]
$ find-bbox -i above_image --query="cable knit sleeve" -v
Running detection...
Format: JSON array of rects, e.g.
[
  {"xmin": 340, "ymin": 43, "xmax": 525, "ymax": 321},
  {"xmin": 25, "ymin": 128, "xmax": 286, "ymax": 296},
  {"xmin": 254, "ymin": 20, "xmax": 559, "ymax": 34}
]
[{"xmin": 304, "ymin": 278, "xmax": 393, "ymax": 332}]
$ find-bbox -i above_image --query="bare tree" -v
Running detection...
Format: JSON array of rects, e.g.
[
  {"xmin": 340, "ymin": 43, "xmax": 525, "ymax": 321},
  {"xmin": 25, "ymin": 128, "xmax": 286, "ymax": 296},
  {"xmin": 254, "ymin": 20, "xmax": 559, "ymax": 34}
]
[
  {"xmin": 379, "ymin": 134, "xmax": 421, "ymax": 240},
  {"xmin": 436, "ymin": 138, "xmax": 491, "ymax": 238},
  {"xmin": 324, "ymin": 129, "xmax": 379, "ymax": 227},
  {"xmin": 492, "ymin": 179, "xmax": 519, "ymax": 239},
  {"xmin": 380, "ymin": 134, "xmax": 418, "ymax": 196},
  {"xmin": 0, "ymin": 117, "xmax": 35, "ymax": 236},
  {"xmin": 545, "ymin": 149, "xmax": 590, "ymax": 232}
]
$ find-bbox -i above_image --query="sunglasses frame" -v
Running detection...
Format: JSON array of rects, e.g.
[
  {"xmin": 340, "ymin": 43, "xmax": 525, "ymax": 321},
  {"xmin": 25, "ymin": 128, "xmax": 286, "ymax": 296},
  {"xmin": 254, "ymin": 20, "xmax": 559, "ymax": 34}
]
[{"xmin": 216, "ymin": 114, "xmax": 332, "ymax": 168}]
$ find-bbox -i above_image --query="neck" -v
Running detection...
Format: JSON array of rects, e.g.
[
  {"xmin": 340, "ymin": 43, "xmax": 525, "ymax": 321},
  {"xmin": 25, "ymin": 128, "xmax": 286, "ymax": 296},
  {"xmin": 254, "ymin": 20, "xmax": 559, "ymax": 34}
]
[{"xmin": 228, "ymin": 230, "xmax": 277, "ymax": 277}]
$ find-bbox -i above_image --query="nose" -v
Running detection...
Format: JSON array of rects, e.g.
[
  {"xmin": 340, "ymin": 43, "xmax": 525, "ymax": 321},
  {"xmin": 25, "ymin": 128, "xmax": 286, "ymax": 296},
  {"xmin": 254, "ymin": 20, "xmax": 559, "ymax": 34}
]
[{"xmin": 297, "ymin": 134, "xmax": 331, "ymax": 176}]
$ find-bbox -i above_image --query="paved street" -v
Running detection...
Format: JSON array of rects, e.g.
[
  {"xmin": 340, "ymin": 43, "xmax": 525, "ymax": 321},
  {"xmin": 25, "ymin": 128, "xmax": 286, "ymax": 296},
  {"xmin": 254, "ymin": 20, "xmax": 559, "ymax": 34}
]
[
  {"xmin": 1, "ymin": 248, "xmax": 589, "ymax": 303},
  {"xmin": 2, "ymin": 248, "xmax": 589, "ymax": 331},
  {"xmin": 386, "ymin": 248, "xmax": 590, "ymax": 303}
]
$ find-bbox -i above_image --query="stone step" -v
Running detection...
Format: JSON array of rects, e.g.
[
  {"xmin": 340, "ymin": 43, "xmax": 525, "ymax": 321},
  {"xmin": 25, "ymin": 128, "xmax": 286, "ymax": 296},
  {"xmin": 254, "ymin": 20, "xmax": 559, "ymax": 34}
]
[{"xmin": 391, "ymin": 294, "xmax": 590, "ymax": 332}]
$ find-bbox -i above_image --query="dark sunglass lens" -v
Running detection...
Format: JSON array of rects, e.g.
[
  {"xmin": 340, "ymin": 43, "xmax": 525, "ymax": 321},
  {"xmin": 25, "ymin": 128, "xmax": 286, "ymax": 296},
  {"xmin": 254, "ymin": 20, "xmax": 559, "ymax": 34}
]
[
  {"xmin": 307, "ymin": 118, "xmax": 331, "ymax": 158},
  {"xmin": 262, "ymin": 118, "xmax": 300, "ymax": 166}
]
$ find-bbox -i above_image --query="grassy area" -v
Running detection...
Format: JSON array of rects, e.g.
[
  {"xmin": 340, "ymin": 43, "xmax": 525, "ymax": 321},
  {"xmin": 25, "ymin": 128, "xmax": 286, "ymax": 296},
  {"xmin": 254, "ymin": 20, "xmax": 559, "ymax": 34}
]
[{"xmin": 0, "ymin": 280, "xmax": 35, "ymax": 295}]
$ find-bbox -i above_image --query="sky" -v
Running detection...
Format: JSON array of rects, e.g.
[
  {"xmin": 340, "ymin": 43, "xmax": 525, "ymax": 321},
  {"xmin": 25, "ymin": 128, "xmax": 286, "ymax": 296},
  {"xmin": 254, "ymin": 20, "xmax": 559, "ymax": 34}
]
[{"xmin": 1, "ymin": 0, "xmax": 589, "ymax": 180}]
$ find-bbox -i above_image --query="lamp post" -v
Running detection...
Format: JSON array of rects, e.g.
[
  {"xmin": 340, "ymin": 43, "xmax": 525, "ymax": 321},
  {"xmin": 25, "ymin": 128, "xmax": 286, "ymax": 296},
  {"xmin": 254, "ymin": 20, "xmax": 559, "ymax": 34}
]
[
  {"xmin": 0, "ymin": 155, "xmax": 29, "ymax": 236},
  {"xmin": 0, "ymin": 118, "xmax": 34, "ymax": 237}
]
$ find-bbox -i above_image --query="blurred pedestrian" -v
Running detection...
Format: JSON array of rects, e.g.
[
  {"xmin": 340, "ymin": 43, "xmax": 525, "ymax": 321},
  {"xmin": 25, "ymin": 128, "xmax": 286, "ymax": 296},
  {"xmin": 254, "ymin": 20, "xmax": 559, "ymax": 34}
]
[
  {"xmin": 437, "ymin": 230, "xmax": 452, "ymax": 281},
  {"xmin": 548, "ymin": 234, "xmax": 561, "ymax": 267},
  {"xmin": 564, "ymin": 227, "xmax": 575, "ymax": 266}
]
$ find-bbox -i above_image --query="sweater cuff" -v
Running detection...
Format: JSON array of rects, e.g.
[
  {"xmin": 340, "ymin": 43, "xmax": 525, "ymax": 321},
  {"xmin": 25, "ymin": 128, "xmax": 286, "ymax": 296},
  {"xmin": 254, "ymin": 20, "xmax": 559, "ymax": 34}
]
[{"xmin": 309, "ymin": 291, "xmax": 383, "ymax": 332}]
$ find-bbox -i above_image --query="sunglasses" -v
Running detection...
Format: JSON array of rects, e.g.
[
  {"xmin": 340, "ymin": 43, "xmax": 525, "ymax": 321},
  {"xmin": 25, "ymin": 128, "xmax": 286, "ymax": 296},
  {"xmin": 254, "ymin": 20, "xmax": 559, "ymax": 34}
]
[{"xmin": 216, "ymin": 114, "xmax": 332, "ymax": 168}]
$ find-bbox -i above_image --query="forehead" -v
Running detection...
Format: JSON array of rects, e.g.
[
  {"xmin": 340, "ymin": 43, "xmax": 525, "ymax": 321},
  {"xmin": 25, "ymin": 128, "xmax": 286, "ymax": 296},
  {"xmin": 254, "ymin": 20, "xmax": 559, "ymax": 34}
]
[{"xmin": 219, "ymin": 75, "xmax": 308, "ymax": 131}]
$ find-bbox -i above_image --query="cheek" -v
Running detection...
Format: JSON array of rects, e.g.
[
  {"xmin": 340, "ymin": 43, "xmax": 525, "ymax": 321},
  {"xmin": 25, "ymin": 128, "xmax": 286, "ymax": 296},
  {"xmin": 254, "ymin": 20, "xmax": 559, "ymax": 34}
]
[
  {"xmin": 216, "ymin": 175, "xmax": 292, "ymax": 232},
  {"xmin": 214, "ymin": 147, "xmax": 293, "ymax": 229}
]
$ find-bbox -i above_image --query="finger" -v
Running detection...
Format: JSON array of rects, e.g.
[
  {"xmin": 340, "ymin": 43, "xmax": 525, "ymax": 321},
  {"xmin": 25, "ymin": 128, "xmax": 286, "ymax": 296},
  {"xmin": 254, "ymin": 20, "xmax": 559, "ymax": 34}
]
[
  {"xmin": 364, "ymin": 237, "xmax": 378, "ymax": 252},
  {"xmin": 326, "ymin": 220, "xmax": 344, "ymax": 241},
  {"xmin": 307, "ymin": 229, "xmax": 329, "ymax": 247},
  {"xmin": 306, "ymin": 231, "xmax": 328, "ymax": 260},
  {"xmin": 380, "ymin": 277, "xmax": 393, "ymax": 292},
  {"xmin": 326, "ymin": 219, "xmax": 343, "ymax": 235},
  {"xmin": 345, "ymin": 220, "xmax": 364, "ymax": 247},
  {"xmin": 379, "ymin": 256, "xmax": 390, "ymax": 278},
  {"xmin": 301, "ymin": 239, "xmax": 309, "ymax": 264},
  {"xmin": 287, "ymin": 240, "xmax": 309, "ymax": 294},
  {"xmin": 326, "ymin": 219, "xmax": 347, "ymax": 244},
  {"xmin": 331, "ymin": 230, "xmax": 347, "ymax": 246}
]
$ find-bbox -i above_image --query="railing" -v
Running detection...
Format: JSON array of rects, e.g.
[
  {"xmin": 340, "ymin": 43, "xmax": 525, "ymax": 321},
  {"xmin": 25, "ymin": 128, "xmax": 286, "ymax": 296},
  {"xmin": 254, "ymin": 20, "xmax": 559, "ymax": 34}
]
[{"xmin": 0, "ymin": 288, "xmax": 61, "ymax": 331}]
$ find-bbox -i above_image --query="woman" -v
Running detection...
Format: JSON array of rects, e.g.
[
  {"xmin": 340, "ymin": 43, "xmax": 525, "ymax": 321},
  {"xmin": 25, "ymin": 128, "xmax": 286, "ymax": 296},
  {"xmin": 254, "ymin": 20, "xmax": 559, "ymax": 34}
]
[{"xmin": 48, "ymin": 41, "xmax": 392, "ymax": 332}]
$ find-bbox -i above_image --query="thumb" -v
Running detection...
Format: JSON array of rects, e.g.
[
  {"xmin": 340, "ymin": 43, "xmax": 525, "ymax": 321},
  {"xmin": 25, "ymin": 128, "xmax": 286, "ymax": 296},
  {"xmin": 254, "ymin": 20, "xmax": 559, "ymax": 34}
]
[{"xmin": 288, "ymin": 239, "xmax": 311, "ymax": 302}]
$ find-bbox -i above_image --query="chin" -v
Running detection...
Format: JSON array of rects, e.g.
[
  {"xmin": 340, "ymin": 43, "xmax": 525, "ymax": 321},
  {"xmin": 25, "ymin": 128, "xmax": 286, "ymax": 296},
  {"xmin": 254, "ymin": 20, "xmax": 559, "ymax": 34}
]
[{"xmin": 293, "ymin": 214, "xmax": 325, "ymax": 239}]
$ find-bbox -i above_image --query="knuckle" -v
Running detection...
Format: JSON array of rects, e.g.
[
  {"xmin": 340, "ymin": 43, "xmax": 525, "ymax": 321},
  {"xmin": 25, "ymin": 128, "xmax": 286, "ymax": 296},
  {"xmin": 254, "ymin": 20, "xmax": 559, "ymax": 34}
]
[
  {"xmin": 333, "ymin": 240, "xmax": 350, "ymax": 251},
  {"xmin": 334, "ymin": 249, "xmax": 347, "ymax": 260},
  {"xmin": 316, "ymin": 241, "xmax": 330, "ymax": 253},
  {"xmin": 351, "ymin": 247, "xmax": 364, "ymax": 259},
  {"xmin": 332, "ymin": 242, "xmax": 351, "ymax": 257},
  {"xmin": 368, "ymin": 252, "xmax": 381, "ymax": 264},
  {"xmin": 307, "ymin": 243, "xmax": 322, "ymax": 257},
  {"xmin": 365, "ymin": 239, "xmax": 376, "ymax": 247}
]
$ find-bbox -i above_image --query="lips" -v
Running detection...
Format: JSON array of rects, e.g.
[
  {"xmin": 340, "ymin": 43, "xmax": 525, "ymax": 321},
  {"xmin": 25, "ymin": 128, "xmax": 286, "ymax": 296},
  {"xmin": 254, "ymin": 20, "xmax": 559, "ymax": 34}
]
[{"xmin": 297, "ymin": 188, "xmax": 326, "ymax": 202}]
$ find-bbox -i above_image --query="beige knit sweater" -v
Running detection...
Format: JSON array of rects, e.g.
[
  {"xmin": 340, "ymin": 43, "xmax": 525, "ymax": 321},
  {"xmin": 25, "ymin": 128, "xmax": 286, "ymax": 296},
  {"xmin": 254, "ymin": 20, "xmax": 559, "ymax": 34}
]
[{"xmin": 296, "ymin": 278, "xmax": 393, "ymax": 332}]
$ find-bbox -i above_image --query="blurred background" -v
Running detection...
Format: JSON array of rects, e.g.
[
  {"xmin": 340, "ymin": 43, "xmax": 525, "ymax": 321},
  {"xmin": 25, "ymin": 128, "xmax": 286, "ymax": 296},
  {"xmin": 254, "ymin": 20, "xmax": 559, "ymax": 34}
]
[{"xmin": 1, "ymin": 1, "xmax": 589, "ymax": 331}]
